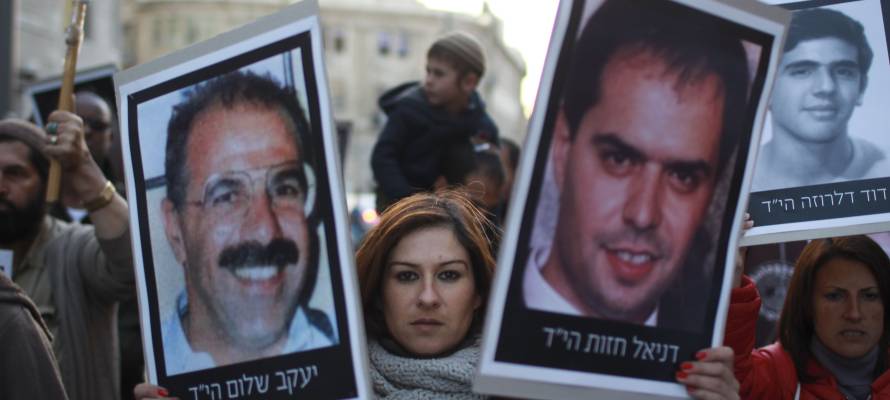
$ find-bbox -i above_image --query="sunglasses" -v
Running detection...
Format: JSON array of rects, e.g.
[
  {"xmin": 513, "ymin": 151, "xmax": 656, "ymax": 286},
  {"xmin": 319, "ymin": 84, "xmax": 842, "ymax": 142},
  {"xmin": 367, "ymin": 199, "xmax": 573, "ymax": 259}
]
[{"xmin": 83, "ymin": 117, "xmax": 111, "ymax": 132}]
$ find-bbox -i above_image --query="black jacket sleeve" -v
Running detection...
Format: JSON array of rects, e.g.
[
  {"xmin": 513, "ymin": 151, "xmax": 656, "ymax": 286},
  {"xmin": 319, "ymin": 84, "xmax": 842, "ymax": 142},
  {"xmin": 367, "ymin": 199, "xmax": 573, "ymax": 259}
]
[
  {"xmin": 371, "ymin": 108, "xmax": 417, "ymax": 200},
  {"xmin": 0, "ymin": 305, "xmax": 70, "ymax": 400}
]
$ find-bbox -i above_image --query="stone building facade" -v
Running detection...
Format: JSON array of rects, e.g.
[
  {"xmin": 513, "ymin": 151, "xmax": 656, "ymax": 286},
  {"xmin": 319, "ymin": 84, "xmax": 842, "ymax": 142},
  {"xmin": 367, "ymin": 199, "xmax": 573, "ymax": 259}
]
[
  {"xmin": 48, "ymin": 0, "xmax": 526, "ymax": 194},
  {"xmin": 12, "ymin": 0, "xmax": 123, "ymax": 114}
]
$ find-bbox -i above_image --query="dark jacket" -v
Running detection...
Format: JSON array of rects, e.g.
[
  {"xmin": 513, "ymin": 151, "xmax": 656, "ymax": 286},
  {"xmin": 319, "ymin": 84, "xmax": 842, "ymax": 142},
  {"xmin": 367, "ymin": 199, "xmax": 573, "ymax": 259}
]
[
  {"xmin": 0, "ymin": 274, "xmax": 69, "ymax": 400},
  {"xmin": 726, "ymin": 276, "xmax": 890, "ymax": 399},
  {"xmin": 15, "ymin": 217, "xmax": 135, "ymax": 400},
  {"xmin": 371, "ymin": 81, "xmax": 499, "ymax": 211}
]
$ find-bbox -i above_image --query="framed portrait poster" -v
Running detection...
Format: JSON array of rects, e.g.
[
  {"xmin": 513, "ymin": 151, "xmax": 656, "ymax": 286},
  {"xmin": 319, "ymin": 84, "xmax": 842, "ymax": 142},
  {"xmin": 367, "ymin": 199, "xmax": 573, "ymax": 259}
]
[
  {"xmin": 26, "ymin": 63, "xmax": 118, "ymax": 127},
  {"xmin": 744, "ymin": 0, "xmax": 890, "ymax": 246},
  {"xmin": 475, "ymin": 0, "xmax": 789, "ymax": 398},
  {"xmin": 114, "ymin": 1, "xmax": 370, "ymax": 398}
]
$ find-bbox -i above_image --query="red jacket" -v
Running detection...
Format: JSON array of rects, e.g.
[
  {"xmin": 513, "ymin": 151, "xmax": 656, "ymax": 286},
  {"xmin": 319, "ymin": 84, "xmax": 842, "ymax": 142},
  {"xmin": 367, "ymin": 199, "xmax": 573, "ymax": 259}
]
[{"xmin": 726, "ymin": 276, "xmax": 890, "ymax": 400}]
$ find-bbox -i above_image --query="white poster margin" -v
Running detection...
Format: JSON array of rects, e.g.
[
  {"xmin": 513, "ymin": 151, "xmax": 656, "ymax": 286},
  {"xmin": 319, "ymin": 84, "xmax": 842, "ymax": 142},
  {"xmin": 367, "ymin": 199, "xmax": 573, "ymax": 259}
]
[{"xmin": 306, "ymin": 18, "xmax": 374, "ymax": 399}]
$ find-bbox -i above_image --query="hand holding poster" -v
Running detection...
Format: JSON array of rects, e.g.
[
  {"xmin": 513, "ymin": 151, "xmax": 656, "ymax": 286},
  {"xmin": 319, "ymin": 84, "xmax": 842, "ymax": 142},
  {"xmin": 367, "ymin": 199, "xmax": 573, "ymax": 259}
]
[
  {"xmin": 475, "ymin": 0, "xmax": 789, "ymax": 398},
  {"xmin": 744, "ymin": 0, "xmax": 890, "ymax": 245},
  {"xmin": 114, "ymin": 1, "xmax": 369, "ymax": 398}
]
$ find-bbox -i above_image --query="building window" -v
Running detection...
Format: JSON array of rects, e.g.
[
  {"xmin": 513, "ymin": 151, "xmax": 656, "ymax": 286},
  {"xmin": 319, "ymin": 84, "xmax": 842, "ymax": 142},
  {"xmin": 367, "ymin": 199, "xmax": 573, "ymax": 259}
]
[
  {"xmin": 397, "ymin": 32, "xmax": 409, "ymax": 58},
  {"xmin": 377, "ymin": 32, "xmax": 391, "ymax": 56},
  {"xmin": 153, "ymin": 18, "xmax": 163, "ymax": 47},
  {"xmin": 186, "ymin": 19, "xmax": 199, "ymax": 44},
  {"xmin": 333, "ymin": 29, "xmax": 346, "ymax": 53},
  {"xmin": 166, "ymin": 16, "xmax": 177, "ymax": 46},
  {"xmin": 331, "ymin": 79, "xmax": 346, "ymax": 112},
  {"xmin": 83, "ymin": 6, "xmax": 93, "ymax": 40}
]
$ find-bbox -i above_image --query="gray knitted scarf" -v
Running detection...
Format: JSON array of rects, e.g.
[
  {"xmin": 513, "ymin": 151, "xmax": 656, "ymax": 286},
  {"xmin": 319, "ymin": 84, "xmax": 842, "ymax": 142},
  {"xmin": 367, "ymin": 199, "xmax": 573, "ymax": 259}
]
[{"xmin": 368, "ymin": 339, "xmax": 485, "ymax": 400}]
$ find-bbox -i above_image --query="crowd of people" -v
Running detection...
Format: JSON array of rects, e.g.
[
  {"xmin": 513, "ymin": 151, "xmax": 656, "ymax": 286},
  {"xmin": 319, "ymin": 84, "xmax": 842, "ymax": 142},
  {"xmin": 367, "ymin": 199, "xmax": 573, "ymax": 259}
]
[{"xmin": 2, "ymin": 5, "xmax": 890, "ymax": 400}]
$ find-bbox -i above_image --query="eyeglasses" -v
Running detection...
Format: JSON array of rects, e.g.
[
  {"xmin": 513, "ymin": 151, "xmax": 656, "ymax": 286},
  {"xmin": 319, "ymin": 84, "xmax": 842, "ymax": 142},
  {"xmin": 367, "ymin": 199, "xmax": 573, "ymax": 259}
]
[
  {"xmin": 82, "ymin": 117, "xmax": 110, "ymax": 132},
  {"xmin": 184, "ymin": 161, "xmax": 310, "ymax": 219}
]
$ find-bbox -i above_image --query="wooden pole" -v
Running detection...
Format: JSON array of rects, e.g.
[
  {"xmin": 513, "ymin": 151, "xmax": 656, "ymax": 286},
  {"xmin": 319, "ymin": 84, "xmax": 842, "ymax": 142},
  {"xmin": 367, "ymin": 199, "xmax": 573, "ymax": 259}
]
[{"xmin": 46, "ymin": 0, "xmax": 87, "ymax": 203}]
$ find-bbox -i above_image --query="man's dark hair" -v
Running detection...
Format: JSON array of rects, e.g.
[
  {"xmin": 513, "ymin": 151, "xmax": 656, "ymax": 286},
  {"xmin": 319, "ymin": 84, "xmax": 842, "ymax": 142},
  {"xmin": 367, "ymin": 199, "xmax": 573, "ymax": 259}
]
[
  {"xmin": 0, "ymin": 132, "xmax": 49, "ymax": 183},
  {"xmin": 164, "ymin": 70, "xmax": 311, "ymax": 210},
  {"xmin": 440, "ymin": 140, "xmax": 476, "ymax": 185},
  {"xmin": 785, "ymin": 8, "xmax": 872, "ymax": 90},
  {"xmin": 440, "ymin": 142, "xmax": 504, "ymax": 187},
  {"xmin": 561, "ymin": 0, "xmax": 750, "ymax": 178},
  {"xmin": 164, "ymin": 70, "xmax": 320, "ymax": 306},
  {"xmin": 500, "ymin": 137, "xmax": 520, "ymax": 172},
  {"xmin": 469, "ymin": 147, "xmax": 505, "ymax": 192}
]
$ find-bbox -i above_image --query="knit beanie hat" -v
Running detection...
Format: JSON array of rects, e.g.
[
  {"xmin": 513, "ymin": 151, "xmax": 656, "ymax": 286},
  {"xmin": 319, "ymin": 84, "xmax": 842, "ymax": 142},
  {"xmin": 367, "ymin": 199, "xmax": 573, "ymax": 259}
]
[
  {"xmin": 431, "ymin": 31, "xmax": 486, "ymax": 77},
  {"xmin": 0, "ymin": 119, "xmax": 48, "ymax": 161}
]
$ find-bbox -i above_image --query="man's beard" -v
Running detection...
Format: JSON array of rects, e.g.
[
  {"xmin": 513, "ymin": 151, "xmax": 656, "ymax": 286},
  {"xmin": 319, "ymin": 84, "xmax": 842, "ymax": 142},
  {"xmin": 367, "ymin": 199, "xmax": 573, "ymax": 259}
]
[{"xmin": 0, "ymin": 195, "xmax": 46, "ymax": 244}]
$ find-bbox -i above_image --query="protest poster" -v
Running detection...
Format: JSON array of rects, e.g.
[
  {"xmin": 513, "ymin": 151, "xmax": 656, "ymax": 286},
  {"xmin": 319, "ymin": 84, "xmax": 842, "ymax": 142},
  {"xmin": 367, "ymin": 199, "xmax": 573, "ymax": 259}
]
[
  {"xmin": 114, "ymin": 1, "xmax": 369, "ymax": 398},
  {"xmin": 475, "ymin": 0, "xmax": 789, "ymax": 398},
  {"xmin": 26, "ymin": 63, "xmax": 118, "ymax": 127},
  {"xmin": 744, "ymin": 0, "xmax": 890, "ymax": 246}
]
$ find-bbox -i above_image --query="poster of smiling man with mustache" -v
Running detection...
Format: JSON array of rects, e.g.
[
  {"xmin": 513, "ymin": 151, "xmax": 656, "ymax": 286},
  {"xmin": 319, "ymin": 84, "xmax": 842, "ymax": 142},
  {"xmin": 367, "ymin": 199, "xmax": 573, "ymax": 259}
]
[
  {"xmin": 115, "ymin": 2, "xmax": 369, "ymax": 398},
  {"xmin": 745, "ymin": 0, "xmax": 890, "ymax": 245},
  {"xmin": 157, "ymin": 68, "xmax": 335, "ymax": 376}
]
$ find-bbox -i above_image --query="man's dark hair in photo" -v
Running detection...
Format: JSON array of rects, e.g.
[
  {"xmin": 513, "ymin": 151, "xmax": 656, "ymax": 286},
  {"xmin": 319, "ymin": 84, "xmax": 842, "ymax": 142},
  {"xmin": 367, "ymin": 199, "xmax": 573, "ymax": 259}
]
[
  {"xmin": 164, "ymin": 70, "xmax": 312, "ymax": 211},
  {"xmin": 785, "ymin": 8, "xmax": 873, "ymax": 89},
  {"xmin": 561, "ymin": 0, "xmax": 750, "ymax": 179},
  {"xmin": 163, "ymin": 70, "xmax": 320, "ymax": 306}
]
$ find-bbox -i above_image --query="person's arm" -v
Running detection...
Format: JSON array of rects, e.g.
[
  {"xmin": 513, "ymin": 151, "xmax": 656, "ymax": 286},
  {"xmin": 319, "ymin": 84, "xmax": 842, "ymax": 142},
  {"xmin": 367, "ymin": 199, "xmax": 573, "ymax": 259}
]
[
  {"xmin": 44, "ymin": 110, "xmax": 128, "ymax": 239},
  {"xmin": 0, "ymin": 306, "xmax": 70, "ymax": 400},
  {"xmin": 371, "ymin": 108, "xmax": 417, "ymax": 200},
  {"xmin": 43, "ymin": 111, "xmax": 134, "ymax": 301},
  {"xmin": 726, "ymin": 275, "xmax": 789, "ymax": 399},
  {"xmin": 724, "ymin": 214, "xmax": 787, "ymax": 399},
  {"xmin": 675, "ymin": 346, "xmax": 738, "ymax": 400}
]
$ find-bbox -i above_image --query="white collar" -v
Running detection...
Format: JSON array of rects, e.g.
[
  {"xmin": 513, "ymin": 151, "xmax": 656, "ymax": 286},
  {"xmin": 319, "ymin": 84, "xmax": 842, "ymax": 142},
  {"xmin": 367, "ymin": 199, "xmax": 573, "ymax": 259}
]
[
  {"xmin": 161, "ymin": 292, "xmax": 334, "ymax": 375},
  {"xmin": 523, "ymin": 247, "xmax": 658, "ymax": 327}
]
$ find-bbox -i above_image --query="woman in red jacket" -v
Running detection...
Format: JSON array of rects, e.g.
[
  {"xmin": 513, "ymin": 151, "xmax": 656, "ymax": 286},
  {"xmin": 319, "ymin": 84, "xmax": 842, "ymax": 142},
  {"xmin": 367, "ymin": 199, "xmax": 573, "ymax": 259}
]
[{"xmin": 728, "ymin": 235, "xmax": 890, "ymax": 399}]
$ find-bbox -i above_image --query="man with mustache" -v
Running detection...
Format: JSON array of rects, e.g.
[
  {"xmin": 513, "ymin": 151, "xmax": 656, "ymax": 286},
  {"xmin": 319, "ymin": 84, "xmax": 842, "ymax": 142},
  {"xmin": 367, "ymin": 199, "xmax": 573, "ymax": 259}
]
[
  {"xmin": 0, "ymin": 114, "xmax": 133, "ymax": 400},
  {"xmin": 752, "ymin": 8, "xmax": 885, "ymax": 192},
  {"xmin": 522, "ymin": 0, "xmax": 748, "ymax": 329},
  {"xmin": 160, "ymin": 71, "xmax": 335, "ymax": 375}
]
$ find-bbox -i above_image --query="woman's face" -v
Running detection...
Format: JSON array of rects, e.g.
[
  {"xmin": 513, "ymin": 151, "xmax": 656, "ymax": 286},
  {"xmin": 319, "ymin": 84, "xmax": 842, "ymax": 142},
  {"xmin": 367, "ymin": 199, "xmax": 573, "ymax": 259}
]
[
  {"xmin": 812, "ymin": 257, "xmax": 884, "ymax": 358},
  {"xmin": 381, "ymin": 225, "xmax": 481, "ymax": 356}
]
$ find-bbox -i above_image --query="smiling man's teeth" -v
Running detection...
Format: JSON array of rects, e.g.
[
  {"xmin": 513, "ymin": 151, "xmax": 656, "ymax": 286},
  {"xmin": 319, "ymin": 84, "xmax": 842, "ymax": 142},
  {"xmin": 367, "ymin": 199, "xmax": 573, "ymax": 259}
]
[
  {"xmin": 233, "ymin": 266, "xmax": 278, "ymax": 281},
  {"xmin": 616, "ymin": 251, "xmax": 652, "ymax": 265}
]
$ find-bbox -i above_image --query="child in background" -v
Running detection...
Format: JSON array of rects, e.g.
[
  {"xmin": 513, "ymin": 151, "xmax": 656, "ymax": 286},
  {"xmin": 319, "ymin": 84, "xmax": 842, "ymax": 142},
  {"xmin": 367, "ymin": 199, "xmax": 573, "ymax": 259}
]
[{"xmin": 371, "ymin": 31, "xmax": 499, "ymax": 212}]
